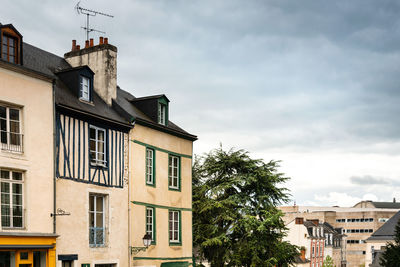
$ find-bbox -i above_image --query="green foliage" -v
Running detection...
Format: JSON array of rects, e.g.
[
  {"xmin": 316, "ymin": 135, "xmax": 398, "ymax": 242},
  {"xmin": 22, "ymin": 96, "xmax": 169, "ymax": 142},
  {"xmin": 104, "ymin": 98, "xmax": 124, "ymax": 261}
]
[
  {"xmin": 322, "ymin": 255, "xmax": 334, "ymax": 267},
  {"xmin": 193, "ymin": 146, "xmax": 299, "ymax": 267},
  {"xmin": 380, "ymin": 218, "xmax": 400, "ymax": 266}
]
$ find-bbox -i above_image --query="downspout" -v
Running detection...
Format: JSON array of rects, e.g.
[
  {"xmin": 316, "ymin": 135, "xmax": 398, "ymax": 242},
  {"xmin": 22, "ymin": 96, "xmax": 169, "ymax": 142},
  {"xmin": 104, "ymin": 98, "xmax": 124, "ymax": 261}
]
[{"xmin": 52, "ymin": 79, "xmax": 57, "ymax": 234}]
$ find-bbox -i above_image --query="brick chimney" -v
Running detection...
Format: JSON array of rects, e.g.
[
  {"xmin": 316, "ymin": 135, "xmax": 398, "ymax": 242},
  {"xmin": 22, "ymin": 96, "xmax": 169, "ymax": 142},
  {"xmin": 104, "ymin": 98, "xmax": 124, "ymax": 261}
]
[{"xmin": 64, "ymin": 37, "xmax": 117, "ymax": 106}]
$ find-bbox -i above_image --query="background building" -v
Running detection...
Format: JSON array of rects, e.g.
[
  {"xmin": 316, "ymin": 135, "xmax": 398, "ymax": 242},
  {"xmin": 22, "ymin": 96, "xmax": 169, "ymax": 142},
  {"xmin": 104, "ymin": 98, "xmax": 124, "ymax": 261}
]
[{"xmin": 280, "ymin": 201, "xmax": 400, "ymax": 266}]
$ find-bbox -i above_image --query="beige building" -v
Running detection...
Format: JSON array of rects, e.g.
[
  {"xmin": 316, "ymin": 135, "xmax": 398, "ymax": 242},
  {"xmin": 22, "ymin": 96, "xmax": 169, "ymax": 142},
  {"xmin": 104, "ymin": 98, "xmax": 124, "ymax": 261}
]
[
  {"xmin": 365, "ymin": 211, "xmax": 400, "ymax": 266},
  {"xmin": 280, "ymin": 201, "xmax": 400, "ymax": 267},
  {"xmin": 114, "ymin": 85, "xmax": 197, "ymax": 266},
  {"xmin": 284, "ymin": 218, "xmax": 345, "ymax": 267},
  {"xmin": 0, "ymin": 23, "xmax": 57, "ymax": 267}
]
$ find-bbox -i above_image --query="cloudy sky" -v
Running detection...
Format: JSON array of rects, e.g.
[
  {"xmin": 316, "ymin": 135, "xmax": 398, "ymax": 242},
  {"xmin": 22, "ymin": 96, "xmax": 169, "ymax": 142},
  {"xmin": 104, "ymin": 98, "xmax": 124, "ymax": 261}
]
[{"xmin": 3, "ymin": 0, "xmax": 400, "ymax": 207}]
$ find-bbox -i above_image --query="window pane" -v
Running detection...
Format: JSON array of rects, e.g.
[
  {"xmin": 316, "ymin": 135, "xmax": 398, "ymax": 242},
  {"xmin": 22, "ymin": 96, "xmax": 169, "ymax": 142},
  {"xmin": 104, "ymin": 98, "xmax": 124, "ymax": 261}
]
[
  {"xmin": 1, "ymin": 193, "xmax": 10, "ymax": 204},
  {"xmin": 8, "ymin": 38, "xmax": 14, "ymax": 47},
  {"xmin": 90, "ymin": 127, "xmax": 96, "ymax": 139},
  {"xmin": 89, "ymin": 212, "xmax": 94, "ymax": 227},
  {"xmin": 12, "ymin": 172, "xmax": 22, "ymax": 181},
  {"xmin": 96, "ymin": 213, "xmax": 103, "ymax": 227},
  {"xmin": 89, "ymin": 228, "xmax": 94, "ymax": 244},
  {"xmin": 9, "ymin": 109, "xmax": 19, "ymax": 121},
  {"xmin": 12, "ymin": 184, "xmax": 22, "ymax": 194},
  {"xmin": 0, "ymin": 107, "xmax": 5, "ymax": 119},
  {"xmin": 96, "ymin": 197, "xmax": 103, "ymax": 212},
  {"xmin": 1, "ymin": 171, "xmax": 9, "ymax": 179},
  {"xmin": 174, "ymin": 212, "xmax": 178, "ymax": 221},
  {"xmin": 98, "ymin": 130, "xmax": 104, "ymax": 142},
  {"xmin": 13, "ymin": 206, "xmax": 22, "ymax": 217},
  {"xmin": 96, "ymin": 228, "xmax": 104, "ymax": 244},
  {"xmin": 89, "ymin": 195, "xmax": 94, "ymax": 211},
  {"xmin": 1, "ymin": 182, "xmax": 10, "ymax": 193},
  {"xmin": 12, "ymin": 194, "xmax": 22, "ymax": 206}
]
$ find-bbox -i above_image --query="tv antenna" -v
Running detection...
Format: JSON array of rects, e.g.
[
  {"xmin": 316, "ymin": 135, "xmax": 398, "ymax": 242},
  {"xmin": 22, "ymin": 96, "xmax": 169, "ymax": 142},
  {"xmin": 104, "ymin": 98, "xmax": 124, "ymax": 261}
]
[{"xmin": 75, "ymin": 1, "xmax": 114, "ymax": 41}]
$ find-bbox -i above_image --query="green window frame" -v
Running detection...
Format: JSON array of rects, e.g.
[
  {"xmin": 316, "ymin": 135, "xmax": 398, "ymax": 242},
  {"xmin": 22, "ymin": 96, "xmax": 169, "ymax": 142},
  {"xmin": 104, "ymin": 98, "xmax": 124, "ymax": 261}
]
[
  {"xmin": 146, "ymin": 207, "xmax": 156, "ymax": 245},
  {"xmin": 168, "ymin": 210, "xmax": 181, "ymax": 246},
  {"xmin": 168, "ymin": 154, "xmax": 180, "ymax": 191},
  {"xmin": 145, "ymin": 147, "xmax": 155, "ymax": 186}
]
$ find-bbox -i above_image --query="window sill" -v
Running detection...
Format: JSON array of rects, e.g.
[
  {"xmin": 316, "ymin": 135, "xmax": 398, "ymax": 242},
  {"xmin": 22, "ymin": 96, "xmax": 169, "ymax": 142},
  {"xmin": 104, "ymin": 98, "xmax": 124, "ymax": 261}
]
[
  {"xmin": 79, "ymin": 99, "xmax": 94, "ymax": 106},
  {"xmin": 90, "ymin": 162, "xmax": 108, "ymax": 169},
  {"xmin": 146, "ymin": 182, "xmax": 156, "ymax": 187},
  {"xmin": 168, "ymin": 187, "xmax": 181, "ymax": 192},
  {"xmin": 89, "ymin": 244, "xmax": 107, "ymax": 248},
  {"xmin": 169, "ymin": 242, "xmax": 182, "ymax": 246}
]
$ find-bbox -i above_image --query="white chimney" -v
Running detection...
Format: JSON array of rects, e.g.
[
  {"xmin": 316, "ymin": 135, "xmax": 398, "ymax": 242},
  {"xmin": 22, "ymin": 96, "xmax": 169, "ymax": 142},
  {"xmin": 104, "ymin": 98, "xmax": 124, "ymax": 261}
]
[{"xmin": 64, "ymin": 37, "xmax": 117, "ymax": 106}]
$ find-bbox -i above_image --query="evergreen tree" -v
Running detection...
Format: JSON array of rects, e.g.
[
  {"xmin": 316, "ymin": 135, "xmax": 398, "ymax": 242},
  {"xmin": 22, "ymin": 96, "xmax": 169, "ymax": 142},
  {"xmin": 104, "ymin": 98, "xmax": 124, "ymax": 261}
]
[
  {"xmin": 380, "ymin": 218, "xmax": 400, "ymax": 266},
  {"xmin": 322, "ymin": 255, "xmax": 334, "ymax": 267},
  {"xmin": 193, "ymin": 147, "xmax": 299, "ymax": 267}
]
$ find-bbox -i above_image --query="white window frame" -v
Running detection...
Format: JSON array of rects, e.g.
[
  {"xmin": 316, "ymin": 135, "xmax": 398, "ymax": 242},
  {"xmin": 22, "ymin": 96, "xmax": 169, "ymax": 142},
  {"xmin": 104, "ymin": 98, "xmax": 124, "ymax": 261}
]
[
  {"xmin": 146, "ymin": 207, "xmax": 155, "ymax": 243},
  {"xmin": 89, "ymin": 194, "xmax": 105, "ymax": 247},
  {"xmin": 80, "ymin": 76, "xmax": 90, "ymax": 101},
  {"xmin": 145, "ymin": 148, "xmax": 154, "ymax": 185},
  {"xmin": 169, "ymin": 210, "xmax": 180, "ymax": 243},
  {"xmin": 0, "ymin": 169, "xmax": 23, "ymax": 228},
  {"xmin": 158, "ymin": 103, "xmax": 166, "ymax": 125},
  {"xmin": 89, "ymin": 125, "xmax": 107, "ymax": 166},
  {"xmin": 168, "ymin": 155, "xmax": 180, "ymax": 190},
  {"xmin": 0, "ymin": 105, "xmax": 22, "ymax": 152}
]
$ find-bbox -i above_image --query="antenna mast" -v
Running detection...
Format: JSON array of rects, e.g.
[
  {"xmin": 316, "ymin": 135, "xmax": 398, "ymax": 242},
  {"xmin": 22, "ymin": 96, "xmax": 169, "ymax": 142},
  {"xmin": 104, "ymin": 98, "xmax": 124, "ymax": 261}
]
[{"xmin": 75, "ymin": 1, "xmax": 114, "ymax": 41}]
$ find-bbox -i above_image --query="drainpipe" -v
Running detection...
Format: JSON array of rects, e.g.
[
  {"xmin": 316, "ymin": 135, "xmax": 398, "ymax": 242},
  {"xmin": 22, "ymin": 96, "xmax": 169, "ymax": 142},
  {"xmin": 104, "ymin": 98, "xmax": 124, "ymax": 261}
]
[{"xmin": 52, "ymin": 80, "xmax": 57, "ymax": 234}]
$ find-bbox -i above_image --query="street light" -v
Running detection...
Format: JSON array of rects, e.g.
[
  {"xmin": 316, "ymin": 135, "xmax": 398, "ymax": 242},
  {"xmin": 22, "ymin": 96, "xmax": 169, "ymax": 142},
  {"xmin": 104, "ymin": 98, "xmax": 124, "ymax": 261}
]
[
  {"xmin": 143, "ymin": 233, "xmax": 152, "ymax": 248},
  {"xmin": 131, "ymin": 234, "xmax": 153, "ymax": 255}
]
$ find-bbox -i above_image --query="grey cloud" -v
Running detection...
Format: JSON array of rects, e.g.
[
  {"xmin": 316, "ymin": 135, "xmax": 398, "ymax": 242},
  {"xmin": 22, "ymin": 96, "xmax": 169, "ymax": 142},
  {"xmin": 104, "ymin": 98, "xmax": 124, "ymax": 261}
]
[{"xmin": 350, "ymin": 175, "xmax": 399, "ymax": 186}]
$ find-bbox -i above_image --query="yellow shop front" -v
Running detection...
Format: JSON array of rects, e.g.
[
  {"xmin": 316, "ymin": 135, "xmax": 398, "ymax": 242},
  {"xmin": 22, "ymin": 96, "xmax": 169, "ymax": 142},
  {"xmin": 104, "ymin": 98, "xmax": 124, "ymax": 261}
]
[{"xmin": 0, "ymin": 233, "xmax": 57, "ymax": 267}]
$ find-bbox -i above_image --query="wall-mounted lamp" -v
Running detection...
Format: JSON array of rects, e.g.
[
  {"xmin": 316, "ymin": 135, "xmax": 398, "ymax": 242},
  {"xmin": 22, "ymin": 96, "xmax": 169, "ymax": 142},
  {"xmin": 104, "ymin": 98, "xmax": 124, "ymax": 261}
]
[{"xmin": 131, "ymin": 234, "xmax": 153, "ymax": 255}]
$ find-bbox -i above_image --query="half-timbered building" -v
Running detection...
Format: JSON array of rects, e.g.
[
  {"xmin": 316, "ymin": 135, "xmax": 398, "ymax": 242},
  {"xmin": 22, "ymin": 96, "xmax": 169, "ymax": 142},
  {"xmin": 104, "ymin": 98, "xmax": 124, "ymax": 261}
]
[{"xmin": 54, "ymin": 39, "xmax": 132, "ymax": 267}]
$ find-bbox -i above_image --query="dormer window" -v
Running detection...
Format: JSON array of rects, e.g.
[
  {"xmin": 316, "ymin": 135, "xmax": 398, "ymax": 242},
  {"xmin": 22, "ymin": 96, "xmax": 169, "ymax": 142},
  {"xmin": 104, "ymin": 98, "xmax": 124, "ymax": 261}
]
[
  {"xmin": 1, "ymin": 24, "xmax": 22, "ymax": 65},
  {"xmin": 80, "ymin": 76, "xmax": 90, "ymax": 101},
  {"xmin": 2, "ymin": 35, "xmax": 17, "ymax": 63},
  {"xmin": 158, "ymin": 102, "xmax": 166, "ymax": 125}
]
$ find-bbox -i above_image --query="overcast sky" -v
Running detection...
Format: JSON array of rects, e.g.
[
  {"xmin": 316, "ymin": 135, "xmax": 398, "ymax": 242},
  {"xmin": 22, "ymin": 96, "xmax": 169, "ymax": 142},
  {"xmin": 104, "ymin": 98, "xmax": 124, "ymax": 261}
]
[{"xmin": 3, "ymin": 0, "xmax": 400, "ymax": 207}]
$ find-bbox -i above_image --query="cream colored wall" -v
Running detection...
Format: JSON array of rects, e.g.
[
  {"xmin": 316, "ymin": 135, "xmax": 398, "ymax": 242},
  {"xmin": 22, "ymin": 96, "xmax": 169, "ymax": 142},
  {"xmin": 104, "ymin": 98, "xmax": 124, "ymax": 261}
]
[
  {"xmin": 365, "ymin": 241, "xmax": 389, "ymax": 266},
  {"xmin": 284, "ymin": 221, "xmax": 311, "ymax": 259},
  {"xmin": 55, "ymin": 178, "xmax": 129, "ymax": 267},
  {"xmin": 130, "ymin": 124, "xmax": 193, "ymax": 267},
  {"xmin": 0, "ymin": 67, "xmax": 54, "ymax": 234}
]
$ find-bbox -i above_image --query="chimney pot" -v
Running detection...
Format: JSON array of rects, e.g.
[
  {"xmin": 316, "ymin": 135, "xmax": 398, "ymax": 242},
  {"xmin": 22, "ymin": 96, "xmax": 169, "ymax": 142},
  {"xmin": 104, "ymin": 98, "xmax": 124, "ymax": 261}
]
[
  {"xmin": 104, "ymin": 37, "xmax": 108, "ymax": 44},
  {"xmin": 90, "ymin": 38, "xmax": 94, "ymax": 47},
  {"xmin": 76, "ymin": 45, "xmax": 80, "ymax": 50},
  {"xmin": 72, "ymin": 40, "xmax": 77, "ymax": 51},
  {"xmin": 99, "ymin": 37, "xmax": 104, "ymax": 45},
  {"xmin": 85, "ymin": 40, "xmax": 89, "ymax": 48}
]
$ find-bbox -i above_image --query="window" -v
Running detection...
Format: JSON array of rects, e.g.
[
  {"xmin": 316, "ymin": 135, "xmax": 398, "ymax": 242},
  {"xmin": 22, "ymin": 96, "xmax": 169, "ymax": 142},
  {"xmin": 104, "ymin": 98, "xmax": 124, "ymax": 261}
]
[
  {"xmin": 80, "ymin": 76, "xmax": 90, "ymax": 101},
  {"xmin": 168, "ymin": 155, "xmax": 180, "ymax": 190},
  {"xmin": 158, "ymin": 103, "xmax": 166, "ymax": 125},
  {"xmin": 146, "ymin": 207, "xmax": 155, "ymax": 244},
  {"xmin": 0, "ymin": 169, "xmax": 23, "ymax": 228},
  {"xmin": 89, "ymin": 194, "xmax": 105, "ymax": 246},
  {"xmin": 1, "ymin": 35, "xmax": 17, "ymax": 63},
  {"xmin": 89, "ymin": 126, "xmax": 106, "ymax": 166},
  {"xmin": 62, "ymin": 261, "xmax": 73, "ymax": 267},
  {"xmin": 146, "ymin": 148, "xmax": 155, "ymax": 185},
  {"xmin": 0, "ymin": 105, "xmax": 22, "ymax": 152},
  {"xmin": 169, "ymin": 210, "xmax": 180, "ymax": 244}
]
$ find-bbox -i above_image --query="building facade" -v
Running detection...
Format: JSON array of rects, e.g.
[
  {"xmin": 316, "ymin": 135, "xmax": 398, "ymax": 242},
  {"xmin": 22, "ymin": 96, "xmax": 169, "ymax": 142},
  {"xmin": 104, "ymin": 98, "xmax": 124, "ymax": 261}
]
[
  {"xmin": 0, "ymin": 23, "xmax": 57, "ymax": 267},
  {"xmin": 1, "ymin": 21, "xmax": 197, "ymax": 267},
  {"xmin": 280, "ymin": 203, "xmax": 400, "ymax": 266},
  {"xmin": 115, "ymin": 88, "xmax": 197, "ymax": 266}
]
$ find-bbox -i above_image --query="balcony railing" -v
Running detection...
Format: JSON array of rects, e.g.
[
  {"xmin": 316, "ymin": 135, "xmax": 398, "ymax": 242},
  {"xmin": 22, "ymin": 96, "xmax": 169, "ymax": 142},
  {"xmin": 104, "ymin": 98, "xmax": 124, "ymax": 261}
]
[{"xmin": 0, "ymin": 131, "xmax": 23, "ymax": 153}]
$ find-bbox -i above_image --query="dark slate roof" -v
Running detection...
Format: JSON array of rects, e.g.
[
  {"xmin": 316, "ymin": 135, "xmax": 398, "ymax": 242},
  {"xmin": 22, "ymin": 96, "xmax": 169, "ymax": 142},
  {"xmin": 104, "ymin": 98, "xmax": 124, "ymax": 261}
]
[
  {"xmin": 21, "ymin": 42, "xmax": 132, "ymax": 128},
  {"xmin": 367, "ymin": 211, "xmax": 400, "ymax": 241},
  {"xmin": 371, "ymin": 202, "xmax": 400, "ymax": 209},
  {"xmin": 115, "ymin": 87, "xmax": 197, "ymax": 141}
]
